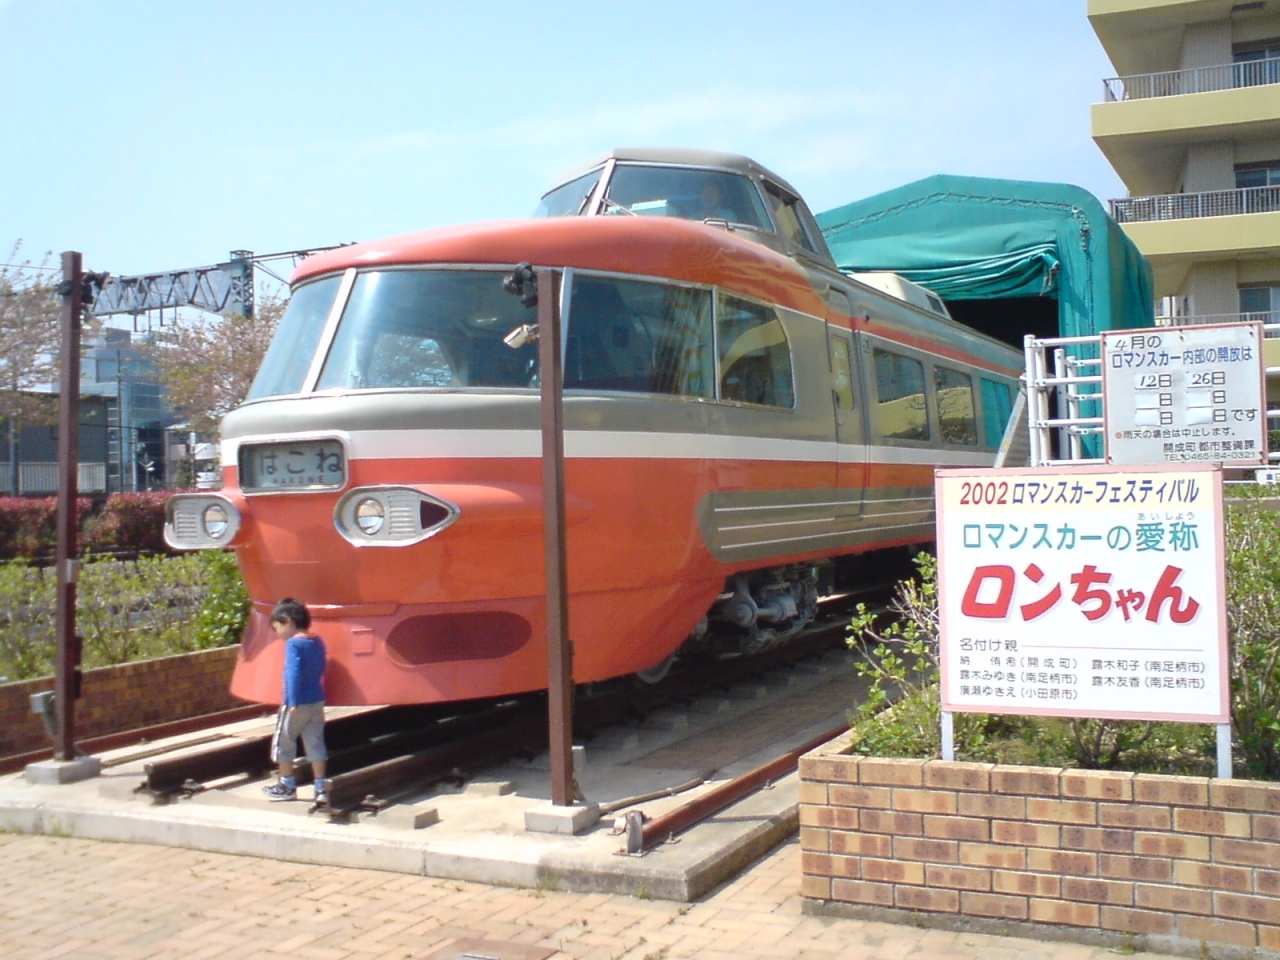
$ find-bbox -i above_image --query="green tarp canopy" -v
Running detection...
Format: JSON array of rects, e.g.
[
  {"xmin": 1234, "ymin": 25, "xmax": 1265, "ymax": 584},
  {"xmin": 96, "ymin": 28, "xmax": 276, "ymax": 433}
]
[{"xmin": 815, "ymin": 175, "xmax": 1154, "ymax": 338}]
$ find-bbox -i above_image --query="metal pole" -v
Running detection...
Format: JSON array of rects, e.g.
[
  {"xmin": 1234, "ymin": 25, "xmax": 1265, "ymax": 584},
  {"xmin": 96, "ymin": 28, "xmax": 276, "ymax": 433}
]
[
  {"xmin": 537, "ymin": 268, "xmax": 574, "ymax": 806},
  {"xmin": 1216, "ymin": 723, "xmax": 1233, "ymax": 780},
  {"xmin": 940, "ymin": 710, "xmax": 955, "ymax": 761},
  {"xmin": 54, "ymin": 252, "xmax": 83, "ymax": 762}
]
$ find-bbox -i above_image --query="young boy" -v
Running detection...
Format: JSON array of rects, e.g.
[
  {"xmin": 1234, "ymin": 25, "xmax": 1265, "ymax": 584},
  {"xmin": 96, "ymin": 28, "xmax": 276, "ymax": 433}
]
[{"xmin": 262, "ymin": 598, "xmax": 328, "ymax": 803}]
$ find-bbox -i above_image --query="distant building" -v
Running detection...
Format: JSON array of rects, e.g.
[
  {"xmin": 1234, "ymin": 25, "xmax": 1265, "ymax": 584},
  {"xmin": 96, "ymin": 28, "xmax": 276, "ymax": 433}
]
[
  {"xmin": 0, "ymin": 328, "xmax": 178, "ymax": 496},
  {"xmin": 1090, "ymin": 0, "xmax": 1280, "ymax": 330}
]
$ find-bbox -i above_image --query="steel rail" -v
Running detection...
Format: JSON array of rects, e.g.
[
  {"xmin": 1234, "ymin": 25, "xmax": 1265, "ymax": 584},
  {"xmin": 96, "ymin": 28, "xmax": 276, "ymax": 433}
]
[
  {"xmin": 0, "ymin": 703, "xmax": 274, "ymax": 777},
  {"xmin": 629, "ymin": 721, "xmax": 850, "ymax": 855}
]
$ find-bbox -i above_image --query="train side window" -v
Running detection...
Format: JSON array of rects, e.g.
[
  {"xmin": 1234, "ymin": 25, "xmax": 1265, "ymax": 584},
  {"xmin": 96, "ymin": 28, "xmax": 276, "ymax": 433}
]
[
  {"xmin": 980, "ymin": 377, "xmax": 1014, "ymax": 448},
  {"xmin": 565, "ymin": 275, "xmax": 714, "ymax": 397},
  {"xmin": 717, "ymin": 294, "xmax": 795, "ymax": 409},
  {"xmin": 760, "ymin": 182, "xmax": 819, "ymax": 254},
  {"xmin": 246, "ymin": 275, "xmax": 343, "ymax": 400},
  {"xmin": 830, "ymin": 336, "xmax": 855, "ymax": 411},
  {"xmin": 934, "ymin": 366, "xmax": 977, "ymax": 445},
  {"xmin": 873, "ymin": 348, "xmax": 929, "ymax": 442}
]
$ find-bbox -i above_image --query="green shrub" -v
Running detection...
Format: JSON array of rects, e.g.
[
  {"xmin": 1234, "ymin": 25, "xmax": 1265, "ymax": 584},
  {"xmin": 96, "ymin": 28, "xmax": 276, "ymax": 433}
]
[
  {"xmin": 192, "ymin": 550, "xmax": 250, "ymax": 650},
  {"xmin": 0, "ymin": 551, "xmax": 249, "ymax": 681},
  {"xmin": 1224, "ymin": 489, "xmax": 1280, "ymax": 779}
]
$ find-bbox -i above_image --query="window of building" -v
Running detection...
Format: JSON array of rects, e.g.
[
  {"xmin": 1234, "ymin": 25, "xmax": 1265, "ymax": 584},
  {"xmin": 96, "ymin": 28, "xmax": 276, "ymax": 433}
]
[
  {"xmin": 717, "ymin": 294, "xmax": 794, "ymax": 408},
  {"xmin": 934, "ymin": 366, "xmax": 977, "ymax": 445},
  {"xmin": 1233, "ymin": 39, "xmax": 1280, "ymax": 86},
  {"xmin": 1235, "ymin": 161, "xmax": 1280, "ymax": 189},
  {"xmin": 565, "ymin": 275, "xmax": 714, "ymax": 397},
  {"xmin": 873, "ymin": 348, "xmax": 929, "ymax": 442},
  {"xmin": 1240, "ymin": 285, "xmax": 1280, "ymax": 321}
]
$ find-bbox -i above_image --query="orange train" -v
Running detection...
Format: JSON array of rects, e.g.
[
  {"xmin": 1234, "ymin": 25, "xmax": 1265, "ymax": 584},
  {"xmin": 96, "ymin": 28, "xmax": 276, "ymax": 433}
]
[{"xmin": 165, "ymin": 149, "xmax": 1022, "ymax": 706}]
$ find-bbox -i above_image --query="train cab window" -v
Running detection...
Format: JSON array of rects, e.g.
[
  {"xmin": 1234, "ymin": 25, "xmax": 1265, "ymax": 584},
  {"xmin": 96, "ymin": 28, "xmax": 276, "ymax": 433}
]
[
  {"xmin": 717, "ymin": 294, "xmax": 794, "ymax": 408},
  {"xmin": 873, "ymin": 348, "xmax": 929, "ymax": 442},
  {"xmin": 315, "ymin": 270, "xmax": 539, "ymax": 391},
  {"xmin": 830, "ymin": 336, "xmax": 855, "ymax": 411},
  {"xmin": 565, "ymin": 275, "xmax": 713, "ymax": 397},
  {"xmin": 760, "ymin": 181, "xmax": 820, "ymax": 254},
  {"xmin": 980, "ymin": 377, "xmax": 1014, "ymax": 448},
  {"xmin": 534, "ymin": 167, "xmax": 603, "ymax": 217},
  {"xmin": 601, "ymin": 165, "xmax": 771, "ymax": 229},
  {"xmin": 933, "ymin": 366, "xmax": 978, "ymax": 445},
  {"xmin": 246, "ymin": 275, "xmax": 342, "ymax": 400}
]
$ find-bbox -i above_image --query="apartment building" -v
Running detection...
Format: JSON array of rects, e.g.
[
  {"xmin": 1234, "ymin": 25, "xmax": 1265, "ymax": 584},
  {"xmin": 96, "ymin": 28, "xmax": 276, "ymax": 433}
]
[{"xmin": 1089, "ymin": 0, "xmax": 1280, "ymax": 332}]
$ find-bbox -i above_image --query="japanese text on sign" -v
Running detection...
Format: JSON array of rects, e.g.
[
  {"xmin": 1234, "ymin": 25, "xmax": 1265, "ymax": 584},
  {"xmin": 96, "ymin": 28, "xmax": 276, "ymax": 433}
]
[
  {"xmin": 936, "ymin": 465, "xmax": 1227, "ymax": 723},
  {"xmin": 1102, "ymin": 323, "xmax": 1265, "ymax": 467}
]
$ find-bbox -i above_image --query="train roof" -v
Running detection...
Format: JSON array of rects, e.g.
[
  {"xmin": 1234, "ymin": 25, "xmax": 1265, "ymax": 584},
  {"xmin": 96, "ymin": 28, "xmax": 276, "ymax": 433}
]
[
  {"xmin": 545, "ymin": 148, "xmax": 809, "ymax": 204},
  {"xmin": 290, "ymin": 216, "xmax": 827, "ymax": 318}
]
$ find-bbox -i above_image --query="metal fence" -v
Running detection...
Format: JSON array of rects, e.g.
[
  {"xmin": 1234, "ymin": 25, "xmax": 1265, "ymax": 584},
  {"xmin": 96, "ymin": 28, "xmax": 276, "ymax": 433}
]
[
  {"xmin": 1156, "ymin": 312, "xmax": 1280, "ymax": 335},
  {"xmin": 1103, "ymin": 57, "xmax": 1280, "ymax": 101},
  {"xmin": 1110, "ymin": 185, "xmax": 1280, "ymax": 223},
  {"xmin": 0, "ymin": 462, "xmax": 108, "ymax": 496}
]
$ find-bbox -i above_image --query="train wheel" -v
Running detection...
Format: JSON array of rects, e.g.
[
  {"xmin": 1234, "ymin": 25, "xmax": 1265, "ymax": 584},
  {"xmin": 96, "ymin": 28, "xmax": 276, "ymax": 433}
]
[{"xmin": 635, "ymin": 651, "xmax": 677, "ymax": 684}]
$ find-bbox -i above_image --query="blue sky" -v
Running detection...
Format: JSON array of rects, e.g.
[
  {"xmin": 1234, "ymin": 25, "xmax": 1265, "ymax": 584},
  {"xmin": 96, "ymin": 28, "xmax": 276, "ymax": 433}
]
[{"xmin": 0, "ymin": 1, "xmax": 1123, "ymax": 280}]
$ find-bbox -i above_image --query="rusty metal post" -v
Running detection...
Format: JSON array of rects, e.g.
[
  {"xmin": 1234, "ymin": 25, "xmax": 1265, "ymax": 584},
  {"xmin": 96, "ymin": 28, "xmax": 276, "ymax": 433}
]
[
  {"xmin": 53, "ymin": 251, "xmax": 83, "ymax": 762},
  {"xmin": 537, "ymin": 268, "xmax": 574, "ymax": 806}
]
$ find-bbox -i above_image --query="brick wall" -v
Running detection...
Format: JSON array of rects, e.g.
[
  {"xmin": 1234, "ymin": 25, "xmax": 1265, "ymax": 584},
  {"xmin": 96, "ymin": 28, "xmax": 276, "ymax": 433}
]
[
  {"xmin": 800, "ymin": 745, "xmax": 1280, "ymax": 957},
  {"xmin": 0, "ymin": 647, "xmax": 243, "ymax": 756}
]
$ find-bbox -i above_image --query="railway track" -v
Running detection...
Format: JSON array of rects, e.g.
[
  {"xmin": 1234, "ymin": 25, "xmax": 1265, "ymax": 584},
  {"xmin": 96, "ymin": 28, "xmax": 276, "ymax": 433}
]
[{"xmin": 136, "ymin": 587, "xmax": 891, "ymax": 822}]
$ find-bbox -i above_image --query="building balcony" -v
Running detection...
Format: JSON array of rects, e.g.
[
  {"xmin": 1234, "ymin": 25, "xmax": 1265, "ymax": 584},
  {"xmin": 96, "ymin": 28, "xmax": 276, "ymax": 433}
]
[
  {"xmin": 1091, "ymin": 75, "xmax": 1280, "ymax": 195},
  {"xmin": 1103, "ymin": 58, "xmax": 1280, "ymax": 101},
  {"xmin": 1105, "ymin": 189, "xmax": 1280, "ymax": 295},
  {"xmin": 1111, "ymin": 185, "xmax": 1280, "ymax": 222}
]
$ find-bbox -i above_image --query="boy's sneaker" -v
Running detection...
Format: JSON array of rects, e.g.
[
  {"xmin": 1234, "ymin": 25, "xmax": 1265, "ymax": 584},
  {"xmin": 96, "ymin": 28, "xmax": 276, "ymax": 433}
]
[
  {"xmin": 262, "ymin": 782, "xmax": 296, "ymax": 802},
  {"xmin": 314, "ymin": 789, "xmax": 328, "ymax": 806}
]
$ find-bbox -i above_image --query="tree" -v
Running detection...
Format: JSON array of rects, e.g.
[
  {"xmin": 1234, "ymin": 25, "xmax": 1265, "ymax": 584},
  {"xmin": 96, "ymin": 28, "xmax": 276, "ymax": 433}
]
[
  {"xmin": 146, "ymin": 295, "xmax": 287, "ymax": 435},
  {"xmin": 0, "ymin": 242, "xmax": 62, "ymax": 493}
]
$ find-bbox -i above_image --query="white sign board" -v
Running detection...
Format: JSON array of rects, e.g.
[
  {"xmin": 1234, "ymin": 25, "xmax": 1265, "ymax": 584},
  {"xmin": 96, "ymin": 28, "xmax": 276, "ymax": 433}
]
[
  {"xmin": 936, "ymin": 464, "xmax": 1227, "ymax": 723},
  {"xmin": 1102, "ymin": 321, "xmax": 1265, "ymax": 467}
]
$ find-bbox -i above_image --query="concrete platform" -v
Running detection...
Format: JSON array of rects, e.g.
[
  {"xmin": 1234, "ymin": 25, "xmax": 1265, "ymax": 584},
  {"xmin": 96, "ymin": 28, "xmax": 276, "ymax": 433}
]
[{"xmin": 0, "ymin": 647, "xmax": 867, "ymax": 902}]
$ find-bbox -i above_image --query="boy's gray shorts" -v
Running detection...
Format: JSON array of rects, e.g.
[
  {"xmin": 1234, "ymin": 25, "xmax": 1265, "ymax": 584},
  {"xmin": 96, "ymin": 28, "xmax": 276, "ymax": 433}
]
[{"xmin": 271, "ymin": 702, "xmax": 327, "ymax": 765}]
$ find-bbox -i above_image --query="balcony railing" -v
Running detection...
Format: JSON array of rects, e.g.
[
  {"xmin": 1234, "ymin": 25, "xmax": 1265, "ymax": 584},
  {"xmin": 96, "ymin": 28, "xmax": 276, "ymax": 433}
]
[
  {"xmin": 1103, "ymin": 57, "xmax": 1280, "ymax": 101},
  {"xmin": 1156, "ymin": 312, "xmax": 1280, "ymax": 336},
  {"xmin": 1110, "ymin": 185, "xmax": 1280, "ymax": 223}
]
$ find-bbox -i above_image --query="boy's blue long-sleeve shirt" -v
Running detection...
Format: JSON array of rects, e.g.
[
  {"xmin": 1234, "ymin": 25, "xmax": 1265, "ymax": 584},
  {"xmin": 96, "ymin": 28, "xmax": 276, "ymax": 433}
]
[{"xmin": 282, "ymin": 633, "xmax": 326, "ymax": 706}]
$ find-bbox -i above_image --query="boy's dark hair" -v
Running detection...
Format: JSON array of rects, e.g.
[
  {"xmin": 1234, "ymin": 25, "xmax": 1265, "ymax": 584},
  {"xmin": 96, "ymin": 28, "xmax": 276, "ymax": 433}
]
[{"xmin": 270, "ymin": 598, "xmax": 311, "ymax": 631}]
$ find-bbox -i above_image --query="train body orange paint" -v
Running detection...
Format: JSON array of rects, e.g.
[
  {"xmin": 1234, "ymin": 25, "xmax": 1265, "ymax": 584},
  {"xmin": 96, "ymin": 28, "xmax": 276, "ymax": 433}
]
[{"xmin": 166, "ymin": 150, "xmax": 1022, "ymax": 706}]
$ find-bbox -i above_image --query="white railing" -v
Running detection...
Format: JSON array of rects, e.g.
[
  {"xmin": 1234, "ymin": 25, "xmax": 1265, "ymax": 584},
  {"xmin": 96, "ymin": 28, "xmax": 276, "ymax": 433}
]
[
  {"xmin": 1110, "ymin": 185, "xmax": 1280, "ymax": 223},
  {"xmin": 1103, "ymin": 57, "xmax": 1280, "ymax": 101},
  {"xmin": 1156, "ymin": 312, "xmax": 1280, "ymax": 335},
  {"xmin": 0, "ymin": 462, "xmax": 108, "ymax": 495}
]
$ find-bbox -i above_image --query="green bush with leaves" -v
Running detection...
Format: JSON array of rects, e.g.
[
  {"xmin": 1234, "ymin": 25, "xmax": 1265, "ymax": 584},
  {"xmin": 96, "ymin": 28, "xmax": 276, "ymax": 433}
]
[
  {"xmin": 1223, "ymin": 488, "xmax": 1280, "ymax": 779},
  {"xmin": 0, "ymin": 551, "xmax": 249, "ymax": 682}
]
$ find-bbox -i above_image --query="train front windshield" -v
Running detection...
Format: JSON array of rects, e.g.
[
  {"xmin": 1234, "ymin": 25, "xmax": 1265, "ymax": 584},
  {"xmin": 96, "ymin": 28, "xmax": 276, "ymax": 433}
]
[{"xmin": 316, "ymin": 271, "xmax": 540, "ymax": 390}]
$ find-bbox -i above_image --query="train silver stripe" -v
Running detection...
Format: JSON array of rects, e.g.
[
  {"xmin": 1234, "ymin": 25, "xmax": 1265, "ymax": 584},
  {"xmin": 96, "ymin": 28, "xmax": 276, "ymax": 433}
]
[
  {"xmin": 224, "ymin": 429, "xmax": 996, "ymax": 468},
  {"xmin": 717, "ymin": 521, "xmax": 935, "ymax": 552}
]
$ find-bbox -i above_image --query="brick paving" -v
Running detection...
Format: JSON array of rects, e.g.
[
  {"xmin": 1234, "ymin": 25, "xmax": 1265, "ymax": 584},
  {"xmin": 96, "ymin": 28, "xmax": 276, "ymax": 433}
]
[{"xmin": 0, "ymin": 833, "xmax": 1183, "ymax": 960}]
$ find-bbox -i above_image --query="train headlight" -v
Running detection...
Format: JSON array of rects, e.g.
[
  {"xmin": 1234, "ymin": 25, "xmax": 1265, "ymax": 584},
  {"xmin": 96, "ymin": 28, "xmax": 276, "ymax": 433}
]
[
  {"xmin": 202, "ymin": 503, "xmax": 229, "ymax": 539},
  {"xmin": 355, "ymin": 498, "xmax": 385, "ymax": 535},
  {"xmin": 335, "ymin": 487, "xmax": 459, "ymax": 546},
  {"xmin": 165, "ymin": 494, "xmax": 241, "ymax": 550}
]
